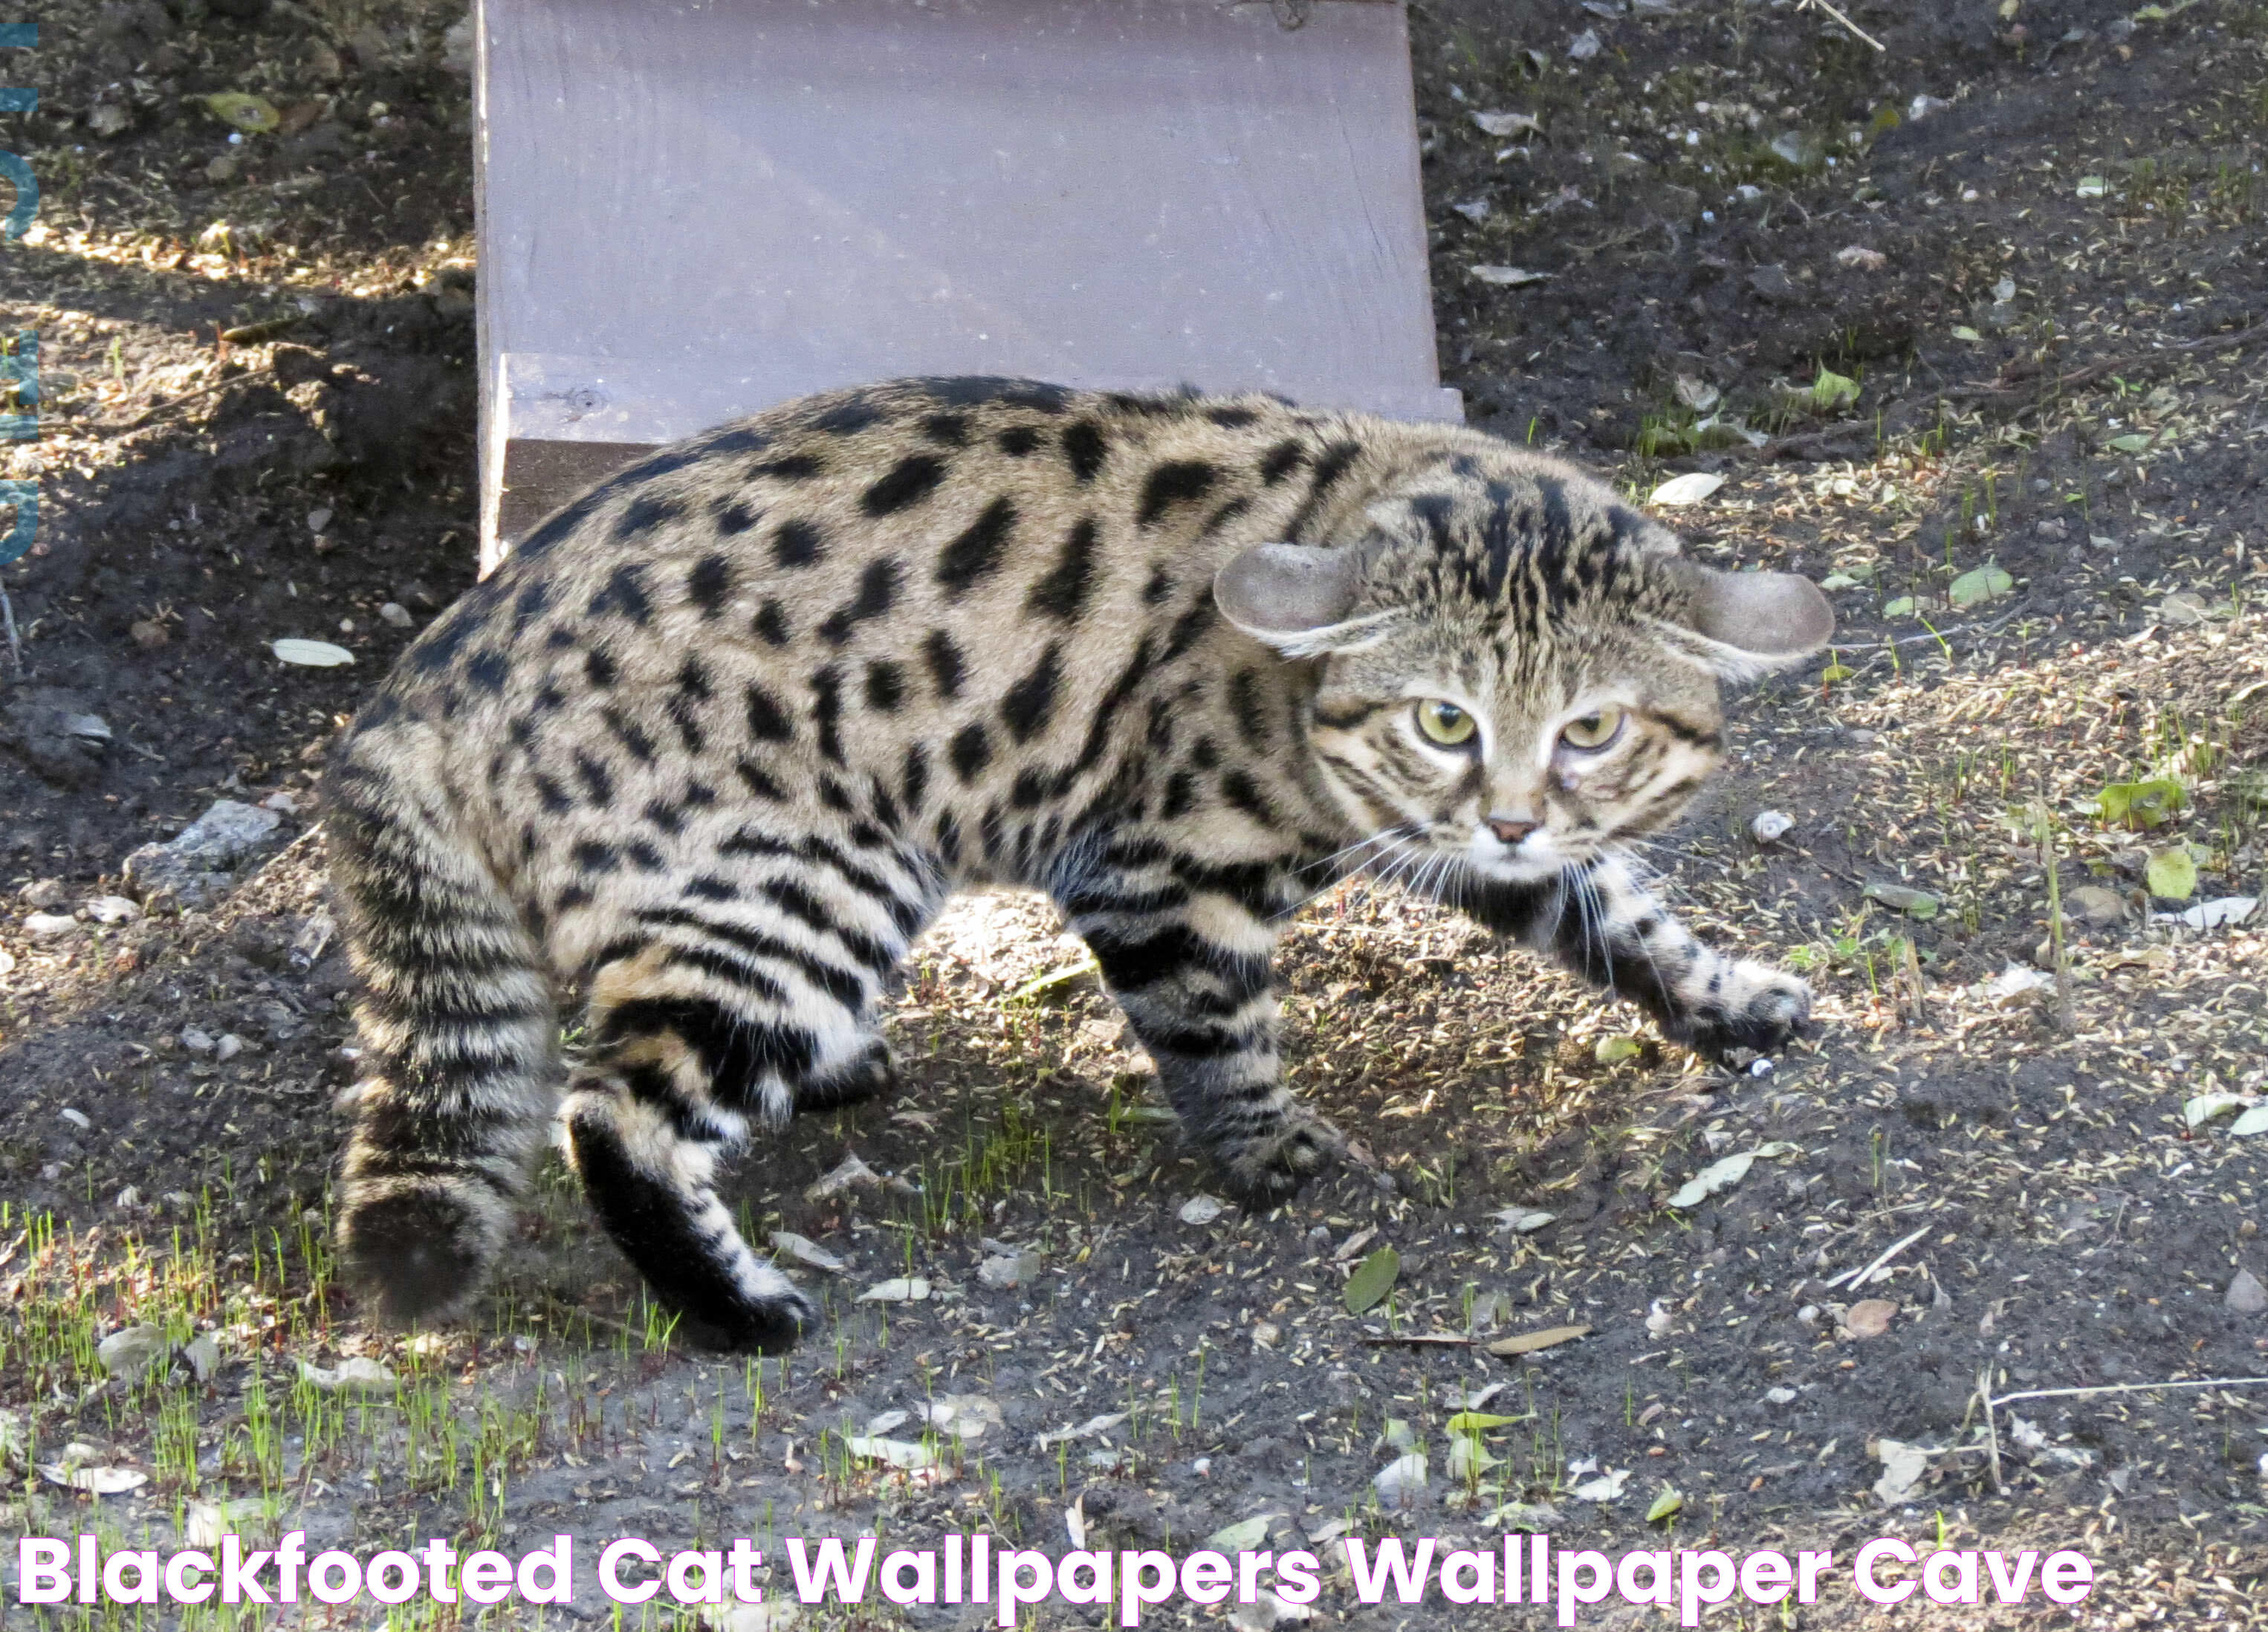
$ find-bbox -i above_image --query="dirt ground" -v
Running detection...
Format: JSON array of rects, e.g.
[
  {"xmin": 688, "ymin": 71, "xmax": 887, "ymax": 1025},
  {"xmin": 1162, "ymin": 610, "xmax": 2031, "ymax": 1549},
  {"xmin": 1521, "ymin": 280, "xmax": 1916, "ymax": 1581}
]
[{"xmin": 3, "ymin": 0, "xmax": 2267, "ymax": 1626}]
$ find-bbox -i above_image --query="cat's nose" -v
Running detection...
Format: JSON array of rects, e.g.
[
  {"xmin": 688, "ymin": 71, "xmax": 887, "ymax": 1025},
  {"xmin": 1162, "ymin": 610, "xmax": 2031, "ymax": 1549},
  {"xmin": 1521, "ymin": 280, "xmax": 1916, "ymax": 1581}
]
[{"xmin": 1487, "ymin": 816, "xmax": 1540, "ymax": 846}]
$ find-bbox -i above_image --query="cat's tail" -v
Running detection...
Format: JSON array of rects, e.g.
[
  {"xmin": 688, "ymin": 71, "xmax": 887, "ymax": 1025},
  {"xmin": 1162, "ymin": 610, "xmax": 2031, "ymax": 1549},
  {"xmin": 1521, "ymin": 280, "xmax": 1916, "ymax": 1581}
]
[{"xmin": 324, "ymin": 723, "xmax": 559, "ymax": 1326}]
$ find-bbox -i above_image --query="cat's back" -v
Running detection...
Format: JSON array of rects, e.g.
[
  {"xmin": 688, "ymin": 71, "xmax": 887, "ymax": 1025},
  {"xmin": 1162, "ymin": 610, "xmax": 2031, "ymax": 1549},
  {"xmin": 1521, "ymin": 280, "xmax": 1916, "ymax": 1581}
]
[{"xmin": 349, "ymin": 379, "xmax": 1464, "ymax": 789}]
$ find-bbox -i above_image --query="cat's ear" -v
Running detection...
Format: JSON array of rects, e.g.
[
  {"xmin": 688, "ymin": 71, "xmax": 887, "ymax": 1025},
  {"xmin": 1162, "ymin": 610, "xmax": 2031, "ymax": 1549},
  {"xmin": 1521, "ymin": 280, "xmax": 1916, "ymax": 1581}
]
[
  {"xmin": 1214, "ymin": 543, "xmax": 1399, "ymax": 658},
  {"xmin": 1657, "ymin": 560, "xmax": 1835, "ymax": 678}
]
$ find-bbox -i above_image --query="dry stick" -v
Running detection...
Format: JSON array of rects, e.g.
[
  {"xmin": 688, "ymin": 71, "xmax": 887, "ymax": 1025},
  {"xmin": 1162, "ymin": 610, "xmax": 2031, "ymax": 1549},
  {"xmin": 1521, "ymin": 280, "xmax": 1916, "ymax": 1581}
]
[
  {"xmin": 1822, "ymin": 1223, "xmax": 1931, "ymax": 1292},
  {"xmin": 1796, "ymin": 0, "xmax": 1885, "ymax": 51},
  {"xmin": 115, "ymin": 364, "xmax": 272, "ymax": 435},
  {"xmin": 1977, "ymin": 1374, "xmax": 2268, "ymax": 1495}
]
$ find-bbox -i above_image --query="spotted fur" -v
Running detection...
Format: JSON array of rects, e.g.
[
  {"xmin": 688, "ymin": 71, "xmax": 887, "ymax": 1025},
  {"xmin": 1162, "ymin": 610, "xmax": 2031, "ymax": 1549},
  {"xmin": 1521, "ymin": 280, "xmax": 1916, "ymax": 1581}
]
[{"xmin": 326, "ymin": 377, "xmax": 1830, "ymax": 1350}]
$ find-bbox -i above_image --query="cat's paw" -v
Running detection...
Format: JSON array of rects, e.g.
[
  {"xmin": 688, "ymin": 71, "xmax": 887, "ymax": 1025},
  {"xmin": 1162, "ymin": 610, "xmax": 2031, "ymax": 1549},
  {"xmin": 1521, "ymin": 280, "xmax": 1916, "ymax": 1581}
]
[
  {"xmin": 1214, "ymin": 1107, "xmax": 1346, "ymax": 1205},
  {"xmin": 793, "ymin": 1040, "xmax": 897, "ymax": 1115},
  {"xmin": 1675, "ymin": 961, "xmax": 1812, "ymax": 1061},
  {"xmin": 673, "ymin": 1281, "xmax": 817, "ymax": 1355}
]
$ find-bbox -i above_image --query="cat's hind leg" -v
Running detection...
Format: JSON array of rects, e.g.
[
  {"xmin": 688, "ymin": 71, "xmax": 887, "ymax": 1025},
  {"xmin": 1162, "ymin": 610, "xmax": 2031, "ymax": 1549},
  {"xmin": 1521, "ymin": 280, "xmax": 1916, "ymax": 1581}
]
[
  {"xmin": 328, "ymin": 748, "xmax": 562, "ymax": 1327},
  {"xmin": 563, "ymin": 872, "xmax": 921, "ymax": 1349}
]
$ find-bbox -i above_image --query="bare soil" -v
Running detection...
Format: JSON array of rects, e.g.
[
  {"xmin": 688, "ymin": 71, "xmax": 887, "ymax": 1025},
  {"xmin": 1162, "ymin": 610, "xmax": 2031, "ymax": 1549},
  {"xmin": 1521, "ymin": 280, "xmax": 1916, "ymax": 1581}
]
[{"xmin": 3, "ymin": 0, "xmax": 2268, "ymax": 1626}]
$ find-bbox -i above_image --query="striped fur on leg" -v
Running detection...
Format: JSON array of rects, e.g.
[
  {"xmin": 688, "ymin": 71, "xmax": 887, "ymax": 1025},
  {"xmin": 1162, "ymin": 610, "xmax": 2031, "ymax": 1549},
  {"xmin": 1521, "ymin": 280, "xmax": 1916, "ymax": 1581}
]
[
  {"xmin": 1060, "ymin": 839, "xmax": 1341, "ymax": 1203},
  {"xmin": 328, "ymin": 754, "xmax": 561, "ymax": 1326}
]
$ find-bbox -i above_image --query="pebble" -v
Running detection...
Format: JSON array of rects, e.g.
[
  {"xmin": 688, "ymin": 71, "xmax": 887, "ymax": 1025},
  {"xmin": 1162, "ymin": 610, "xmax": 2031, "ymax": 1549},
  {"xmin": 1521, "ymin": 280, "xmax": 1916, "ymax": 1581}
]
[
  {"xmin": 379, "ymin": 601, "xmax": 414, "ymax": 628},
  {"xmin": 2228, "ymin": 1270, "xmax": 2267, "ymax": 1315},
  {"xmin": 1750, "ymin": 809, "xmax": 1794, "ymax": 844},
  {"xmin": 23, "ymin": 912, "xmax": 79, "ymax": 939},
  {"xmin": 82, "ymin": 896, "xmax": 142, "ymax": 925},
  {"xmin": 214, "ymin": 1034, "xmax": 247, "ymax": 1063}
]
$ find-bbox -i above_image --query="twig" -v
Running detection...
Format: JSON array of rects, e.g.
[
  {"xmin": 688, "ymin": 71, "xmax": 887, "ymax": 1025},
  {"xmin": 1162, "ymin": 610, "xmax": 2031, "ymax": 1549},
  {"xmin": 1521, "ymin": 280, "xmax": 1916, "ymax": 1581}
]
[
  {"xmin": 220, "ymin": 314, "xmax": 304, "ymax": 345},
  {"xmin": 116, "ymin": 364, "xmax": 270, "ymax": 435},
  {"xmin": 1941, "ymin": 320, "xmax": 2268, "ymax": 407},
  {"xmin": 1822, "ymin": 1223, "xmax": 1931, "ymax": 1292},
  {"xmin": 1975, "ymin": 1373, "xmax": 2268, "ymax": 1495},
  {"xmin": 1796, "ymin": 0, "xmax": 1884, "ymax": 51}
]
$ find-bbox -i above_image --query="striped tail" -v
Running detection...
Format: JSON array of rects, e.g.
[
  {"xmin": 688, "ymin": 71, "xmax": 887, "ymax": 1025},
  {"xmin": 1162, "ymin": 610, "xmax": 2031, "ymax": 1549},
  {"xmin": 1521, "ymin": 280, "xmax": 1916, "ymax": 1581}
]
[{"xmin": 325, "ymin": 739, "xmax": 560, "ymax": 1326}]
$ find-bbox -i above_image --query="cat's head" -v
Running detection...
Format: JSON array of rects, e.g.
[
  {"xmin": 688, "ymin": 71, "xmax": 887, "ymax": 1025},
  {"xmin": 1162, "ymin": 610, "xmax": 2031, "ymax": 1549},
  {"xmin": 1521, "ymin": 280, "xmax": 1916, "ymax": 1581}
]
[{"xmin": 1214, "ymin": 453, "xmax": 1832, "ymax": 884}]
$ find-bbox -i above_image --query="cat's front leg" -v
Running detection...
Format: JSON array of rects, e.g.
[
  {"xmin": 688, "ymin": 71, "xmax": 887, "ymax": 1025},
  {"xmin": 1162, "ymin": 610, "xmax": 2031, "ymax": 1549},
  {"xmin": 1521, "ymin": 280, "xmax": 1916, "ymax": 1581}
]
[
  {"xmin": 1454, "ymin": 853, "xmax": 1810, "ymax": 1061},
  {"xmin": 1055, "ymin": 843, "xmax": 1341, "ymax": 1202}
]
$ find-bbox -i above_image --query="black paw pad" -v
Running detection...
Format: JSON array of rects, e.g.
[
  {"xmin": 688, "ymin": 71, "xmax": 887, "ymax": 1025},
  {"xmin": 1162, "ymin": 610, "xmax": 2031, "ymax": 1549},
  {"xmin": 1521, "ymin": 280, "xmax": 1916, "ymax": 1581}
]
[{"xmin": 339, "ymin": 1188, "xmax": 496, "ymax": 1325}]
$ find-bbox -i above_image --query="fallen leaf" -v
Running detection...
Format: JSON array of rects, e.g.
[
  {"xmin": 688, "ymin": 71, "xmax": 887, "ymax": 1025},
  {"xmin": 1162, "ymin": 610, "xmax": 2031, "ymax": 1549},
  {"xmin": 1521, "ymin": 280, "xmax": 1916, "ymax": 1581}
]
[
  {"xmin": 1882, "ymin": 595, "xmax": 1918, "ymax": 616},
  {"xmin": 1471, "ymin": 110, "xmax": 1542, "ymax": 138},
  {"xmin": 977, "ymin": 1251, "xmax": 1042, "ymax": 1290},
  {"xmin": 1445, "ymin": 1411, "xmax": 1526, "ymax": 1433},
  {"xmin": 97, "ymin": 1324, "xmax": 168, "ymax": 1384},
  {"xmin": 1647, "ymin": 472, "xmax": 1725, "ymax": 507},
  {"xmin": 2106, "ymin": 433, "xmax": 2154, "ymax": 455},
  {"xmin": 1948, "ymin": 562, "xmax": 2013, "ymax": 608},
  {"xmin": 186, "ymin": 1497, "xmax": 270, "ymax": 1548},
  {"xmin": 803, "ymin": 1151, "xmax": 884, "ymax": 1202},
  {"xmin": 1036, "ymin": 1411, "xmax": 1130, "ymax": 1451},
  {"xmin": 1570, "ymin": 1466, "xmax": 1629, "ymax": 1502},
  {"xmin": 916, "ymin": 1395, "xmax": 1003, "ymax": 1442},
  {"xmin": 1178, "ymin": 1195, "xmax": 1226, "ymax": 1226},
  {"xmin": 2076, "ymin": 175, "xmax": 2107, "ymax": 198},
  {"xmin": 1343, "ymin": 1246, "xmax": 1400, "ymax": 1314},
  {"xmin": 1862, "ymin": 881, "xmax": 1940, "ymax": 919},
  {"xmin": 2185, "ymin": 1092, "xmax": 2251, "ymax": 1129},
  {"xmin": 1873, "ymin": 1440, "xmax": 1934, "ymax": 1505},
  {"xmin": 1373, "ymin": 1451, "xmax": 1428, "ymax": 1502},
  {"xmin": 1488, "ymin": 1208, "xmax": 1556, "ymax": 1234},
  {"xmin": 1593, "ymin": 1034, "xmax": 1644, "ymax": 1065},
  {"xmin": 841, "ymin": 1435, "xmax": 937, "ymax": 1471},
  {"xmin": 1470, "ymin": 265, "xmax": 1549, "ymax": 287},
  {"xmin": 272, "ymin": 638, "xmax": 355, "ymax": 667},
  {"xmin": 201, "ymin": 92, "xmax": 282, "ymax": 133},
  {"xmin": 1206, "ymin": 1516, "xmax": 1274, "ymax": 1552},
  {"xmin": 1486, "ymin": 1323, "xmax": 1592, "ymax": 1357},
  {"xmin": 2229, "ymin": 1107, "xmax": 2268, "ymax": 1138},
  {"xmin": 295, "ymin": 1357, "xmax": 396, "ymax": 1393},
  {"xmin": 40, "ymin": 1463, "xmax": 148, "ymax": 1495},
  {"xmin": 1645, "ymin": 1486, "xmax": 1684, "ymax": 1522},
  {"xmin": 1479, "ymin": 1500, "xmax": 1562, "ymax": 1531},
  {"xmin": 856, "ymin": 1278, "xmax": 930, "ymax": 1304},
  {"xmin": 1845, "ymin": 1298, "xmax": 1898, "ymax": 1338},
  {"xmin": 2145, "ymin": 848, "xmax": 2197, "ymax": 901},
  {"xmin": 1666, "ymin": 1152, "xmax": 1756, "ymax": 1208},
  {"xmin": 2162, "ymin": 896, "xmax": 2258, "ymax": 930},
  {"xmin": 770, "ymin": 1231, "xmax": 846, "ymax": 1273}
]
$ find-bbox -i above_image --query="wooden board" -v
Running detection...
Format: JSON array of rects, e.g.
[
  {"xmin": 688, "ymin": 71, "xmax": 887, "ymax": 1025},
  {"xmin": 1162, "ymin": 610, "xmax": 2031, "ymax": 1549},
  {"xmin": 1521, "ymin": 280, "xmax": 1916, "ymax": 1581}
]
[{"xmin": 475, "ymin": 0, "xmax": 1453, "ymax": 568}]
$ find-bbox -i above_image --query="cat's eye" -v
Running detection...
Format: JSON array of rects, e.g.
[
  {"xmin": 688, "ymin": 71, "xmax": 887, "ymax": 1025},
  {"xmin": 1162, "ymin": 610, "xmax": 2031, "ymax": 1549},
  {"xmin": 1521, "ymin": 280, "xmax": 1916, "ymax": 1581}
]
[
  {"xmin": 1415, "ymin": 700, "xmax": 1477, "ymax": 747},
  {"xmin": 1560, "ymin": 707, "xmax": 1626, "ymax": 751}
]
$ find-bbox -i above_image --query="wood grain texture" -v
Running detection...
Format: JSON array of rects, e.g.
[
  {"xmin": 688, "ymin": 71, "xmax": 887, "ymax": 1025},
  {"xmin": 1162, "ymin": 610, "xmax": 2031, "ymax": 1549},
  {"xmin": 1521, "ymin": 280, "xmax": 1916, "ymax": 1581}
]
[{"xmin": 476, "ymin": 0, "xmax": 1451, "ymax": 567}]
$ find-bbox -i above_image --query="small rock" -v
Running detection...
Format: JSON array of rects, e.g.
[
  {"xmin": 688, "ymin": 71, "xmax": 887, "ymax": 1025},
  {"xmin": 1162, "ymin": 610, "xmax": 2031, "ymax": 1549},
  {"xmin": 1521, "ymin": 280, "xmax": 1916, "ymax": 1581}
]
[
  {"xmin": 181, "ymin": 1028, "xmax": 216, "ymax": 1055},
  {"xmin": 262, "ymin": 791, "xmax": 299, "ymax": 815},
  {"xmin": 23, "ymin": 912, "xmax": 79, "ymax": 939},
  {"xmin": 1750, "ymin": 809, "xmax": 1794, "ymax": 844},
  {"xmin": 1, "ymin": 690, "xmax": 112, "ymax": 789},
  {"xmin": 213, "ymin": 1034, "xmax": 247, "ymax": 1063},
  {"xmin": 1566, "ymin": 27, "xmax": 1601, "ymax": 60},
  {"xmin": 1835, "ymin": 245, "xmax": 1887, "ymax": 272},
  {"xmin": 122, "ymin": 799, "xmax": 282, "ymax": 910},
  {"xmin": 378, "ymin": 601, "xmax": 414, "ymax": 628},
  {"xmin": 1178, "ymin": 1194, "xmax": 1226, "ymax": 1226},
  {"xmin": 2228, "ymin": 1270, "xmax": 2267, "ymax": 1315},
  {"xmin": 82, "ymin": 896, "xmax": 141, "ymax": 926},
  {"xmin": 20, "ymin": 878, "xmax": 67, "ymax": 908},
  {"xmin": 1748, "ymin": 264, "xmax": 1798, "ymax": 302}
]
